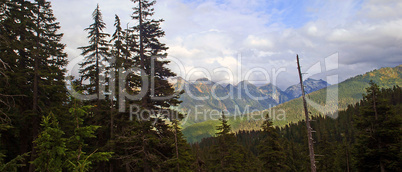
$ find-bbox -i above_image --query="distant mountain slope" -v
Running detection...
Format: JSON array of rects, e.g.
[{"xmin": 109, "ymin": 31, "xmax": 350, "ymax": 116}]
[
  {"xmin": 259, "ymin": 83, "xmax": 289, "ymax": 103},
  {"xmin": 285, "ymin": 78, "xmax": 330, "ymax": 99},
  {"xmin": 172, "ymin": 77, "xmax": 329, "ymax": 126},
  {"xmin": 182, "ymin": 65, "xmax": 402, "ymax": 143}
]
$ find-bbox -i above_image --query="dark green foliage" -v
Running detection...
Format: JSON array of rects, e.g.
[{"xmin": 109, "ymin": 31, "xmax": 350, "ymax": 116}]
[
  {"xmin": 1, "ymin": 0, "xmax": 194, "ymax": 171},
  {"xmin": 206, "ymin": 112, "xmax": 260, "ymax": 171},
  {"xmin": 129, "ymin": 0, "xmax": 182, "ymax": 111},
  {"xmin": 113, "ymin": 119, "xmax": 175, "ymax": 171},
  {"xmin": 104, "ymin": 0, "xmax": 189, "ymax": 171},
  {"xmin": 71, "ymin": 1, "xmax": 191, "ymax": 171},
  {"xmin": 258, "ymin": 119, "xmax": 289, "ymax": 171},
  {"xmin": 65, "ymin": 105, "xmax": 112, "ymax": 172},
  {"xmin": 315, "ymin": 133, "xmax": 336, "ymax": 171},
  {"xmin": 166, "ymin": 120, "xmax": 195, "ymax": 172},
  {"xmin": 0, "ymin": 0, "xmax": 68, "ymax": 170},
  {"xmin": 353, "ymin": 81, "xmax": 401, "ymax": 171},
  {"xmin": 0, "ymin": 152, "xmax": 29, "ymax": 172},
  {"xmin": 31, "ymin": 0, "xmax": 68, "ymax": 111}
]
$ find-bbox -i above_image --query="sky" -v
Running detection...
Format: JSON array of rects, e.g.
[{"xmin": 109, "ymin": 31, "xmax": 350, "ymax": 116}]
[{"xmin": 51, "ymin": 0, "xmax": 402, "ymax": 89}]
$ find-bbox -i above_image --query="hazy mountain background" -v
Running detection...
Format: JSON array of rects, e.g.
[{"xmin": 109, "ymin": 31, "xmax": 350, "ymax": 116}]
[
  {"xmin": 182, "ymin": 65, "xmax": 402, "ymax": 143},
  {"xmin": 171, "ymin": 76, "xmax": 329, "ymax": 127}
]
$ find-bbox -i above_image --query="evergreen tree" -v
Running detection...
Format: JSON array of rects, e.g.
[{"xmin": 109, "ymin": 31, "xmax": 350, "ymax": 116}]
[
  {"xmin": 32, "ymin": 113, "xmax": 66, "ymax": 172},
  {"xmin": 0, "ymin": 1, "xmax": 68, "ymax": 170},
  {"xmin": 78, "ymin": 4, "xmax": 110, "ymax": 102},
  {"xmin": 77, "ymin": 6, "xmax": 114, "ymax": 171},
  {"xmin": 315, "ymin": 133, "xmax": 336, "ymax": 171},
  {"xmin": 208, "ymin": 112, "xmax": 259, "ymax": 171},
  {"xmin": 32, "ymin": 105, "xmax": 112, "ymax": 172},
  {"xmin": 114, "ymin": 119, "xmax": 174, "ymax": 171},
  {"xmin": 32, "ymin": 0, "xmax": 68, "ymax": 112},
  {"xmin": 167, "ymin": 119, "xmax": 195, "ymax": 172},
  {"xmin": 110, "ymin": 14, "xmax": 130, "ymax": 71},
  {"xmin": 31, "ymin": 1, "xmax": 69, "ymax": 170},
  {"xmin": 105, "ymin": 15, "xmax": 130, "ymax": 171},
  {"xmin": 282, "ymin": 138, "xmax": 308, "ymax": 172},
  {"xmin": 353, "ymin": 81, "xmax": 402, "ymax": 171},
  {"xmin": 0, "ymin": 1, "xmax": 36, "ymax": 170},
  {"xmin": 110, "ymin": 0, "xmax": 185, "ymax": 171},
  {"xmin": 258, "ymin": 119, "xmax": 289, "ymax": 171},
  {"xmin": 129, "ymin": 0, "xmax": 181, "ymax": 112},
  {"xmin": 334, "ymin": 137, "xmax": 352, "ymax": 172},
  {"xmin": 65, "ymin": 105, "xmax": 112, "ymax": 172},
  {"xmin": 109, "ymin": 14, "xmax": 130, "ymax": 111},
  {"xmin": 30, "ymin": 0, "xmax": 68, "ymax": 140},
  {"xmin": 208, "ymin": 112, "xmax": 233, "ymax": 170}
]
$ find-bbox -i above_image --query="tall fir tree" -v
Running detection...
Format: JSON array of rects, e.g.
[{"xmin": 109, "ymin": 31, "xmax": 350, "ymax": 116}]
[
  {"xmin": 110, "ymin": 0, "xmax": 185, "ymax": 171},
  {"xmin": 167, "ymin": 119, "xmax": 195, "ymax": 172},
  {"xmin": 258, "ymin": 118, "xmax": 289, "ymax": 171},
  {"xmin": 33, "ymin": 0, "xmax": 68, "ymax": 110},
  {"xmin": 208, "ymin": 112, "xmax": 259, "ymax": 171},
  {"xmin": 77, "ymin": 7, "xmax": 113, "ymax": 170},
  {"xmin": 129, "ymin": 0, "xmax": 181, "ymax": 112},
  {"xmin": 0, "ymin": 0, "xmax": 68, "ymax": 170},
  {"xmin": 315, "ymin": 132, "xmax": 336, "ymax": 171},
  {"xmin": 107, "ymin": 14, "xmax": 129, "ymax": 171},
  {"xmin": 78, "ymin": 4, "xmax": 110, "ymax": 103},
  {"xmin": 0, "ymin": 1, "xmax": 36, "ymax": 169},
  {"xmin": 353, "ymin": 81, "xmax": 402, "ymax": 171},
  {"xmin": 31, "ymin": 1, "xmax": 68, "ymax": 170},
  {"xmin": 109, "ymin": 14, "xmax": 130, "ymax": 111},
  {"xmin": 208, "ymin": 112, "xmax": 233, "ymax": 170}
]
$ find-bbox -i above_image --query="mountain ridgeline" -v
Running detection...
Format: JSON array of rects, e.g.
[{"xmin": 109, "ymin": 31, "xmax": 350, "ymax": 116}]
[
  {"xmin": 183, "ymin": 65, "xmax": 402, "ymax": 143},
  {"xmin": 172, "ymin": 77, "xmax": 329, "ymax": 125}
]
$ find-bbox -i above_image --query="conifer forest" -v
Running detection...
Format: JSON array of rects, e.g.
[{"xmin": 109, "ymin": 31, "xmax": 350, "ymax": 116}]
[{"xmin": 0, "ymin": 0, "xmax": 401, "ymax": 171}]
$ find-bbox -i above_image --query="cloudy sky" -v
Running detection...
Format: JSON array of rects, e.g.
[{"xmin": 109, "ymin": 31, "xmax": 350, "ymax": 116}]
[{"xmin": 52, "ymin": 0, "xmax": 402, "ymax": 89}]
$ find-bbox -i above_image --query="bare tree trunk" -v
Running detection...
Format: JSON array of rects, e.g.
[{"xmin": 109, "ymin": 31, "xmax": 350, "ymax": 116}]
[
  {"xmin": 296, "ymin": 55, "xmax": 316, "ymax": 172},
  {"xmin": 138, "ymin": 0, "xmax": 149, "ymax": 111},
  {"xmin": 29, "ymin": 2, "xmax": 42, "ymax": 171},
  {"xmin": 372, "ymin": 88, "xmax": 385, "ymax": 172},
  {"xmin": 346, "ymin": 145, "xmax": 350, "ymax": 172},
  {"xmin": 174, "ymin": 120, "xmax": 180, "ymax": 172},
  {"xmin": 95, "ymin": 41, "xmax": 100, "ymax": 110}
]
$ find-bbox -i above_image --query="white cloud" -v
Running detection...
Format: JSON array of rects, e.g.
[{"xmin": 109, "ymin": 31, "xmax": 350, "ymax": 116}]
[
  {"xmin": 51, "ymin": 0, "xmax": 402, "ymax": 90},
  {"xmin": 358, "ymin": 0, "xmax": 402, "ymax": 21},
  {"xmin": 244, "ymin": 35, "xmax": 274, "ymax": 50}
]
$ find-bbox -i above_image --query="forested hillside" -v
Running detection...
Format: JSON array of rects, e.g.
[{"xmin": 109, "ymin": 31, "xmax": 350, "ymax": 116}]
[
  {"xmin": 191, "ymin": 83, "xmax": 401, "ymax": 171},
  {"xmin": 183, "ymin": 65, "xmax": 402, "ymax": 143}
]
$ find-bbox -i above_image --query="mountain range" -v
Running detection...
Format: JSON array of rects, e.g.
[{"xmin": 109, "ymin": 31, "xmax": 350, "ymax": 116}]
[
  {"xmin": 171, "ymin": 77, "xmax": 329, "ymax": 126},
  {"xmin": 181, "ymin": 64, "xmax": 402, "ymax": 143}
]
